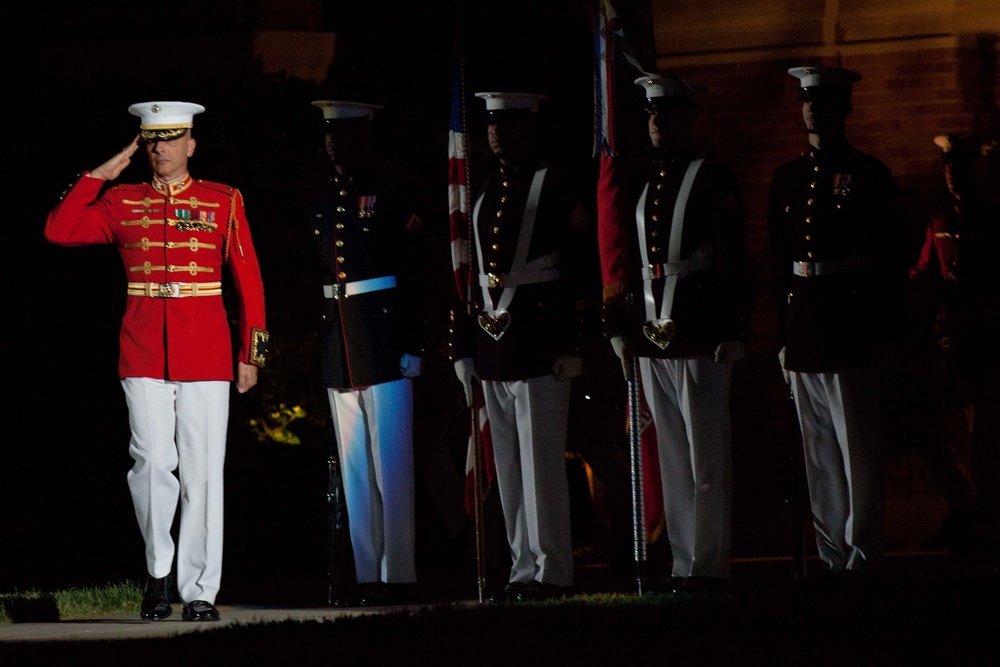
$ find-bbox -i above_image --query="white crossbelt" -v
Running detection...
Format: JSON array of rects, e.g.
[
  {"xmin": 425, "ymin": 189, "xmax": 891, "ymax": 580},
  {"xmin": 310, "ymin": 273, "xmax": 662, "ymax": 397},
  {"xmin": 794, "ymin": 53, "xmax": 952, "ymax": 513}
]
[
  {"xmin": 637, "ymin": 158, "xmax": 704, "ymax": 323},
  {"xmin": 473, "ymin": 167, "xmax": 550, "ymax": 316},
  {"xmin": 127, "ymin": 281, "xmax": 222, "ymax": 298},
  {"xmin": 323, "ymin": 275, "xmax": 396, "ymax": 299}
]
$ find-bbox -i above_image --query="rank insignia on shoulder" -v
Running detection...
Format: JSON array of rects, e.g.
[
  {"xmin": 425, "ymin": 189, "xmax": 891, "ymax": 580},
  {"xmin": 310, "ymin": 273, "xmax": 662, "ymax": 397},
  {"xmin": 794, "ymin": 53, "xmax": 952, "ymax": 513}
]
[{"xmin": 250, "ymin": 327, "xmax": 270, "ymax": 366}]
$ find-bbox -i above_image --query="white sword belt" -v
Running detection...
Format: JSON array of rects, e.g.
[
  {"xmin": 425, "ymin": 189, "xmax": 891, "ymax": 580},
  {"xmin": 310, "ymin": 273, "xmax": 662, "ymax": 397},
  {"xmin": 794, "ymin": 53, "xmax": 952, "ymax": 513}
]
[{"xmin": 479, "ymin": 251, "xmax": 561, "ymax": 289}]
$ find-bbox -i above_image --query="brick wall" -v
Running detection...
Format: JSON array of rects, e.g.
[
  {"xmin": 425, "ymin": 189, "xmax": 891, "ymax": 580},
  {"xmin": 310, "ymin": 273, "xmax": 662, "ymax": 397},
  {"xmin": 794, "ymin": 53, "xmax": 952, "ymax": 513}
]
[{"xmin": 658, "ymin": 42, "xmax": 998, "ymax": 350}]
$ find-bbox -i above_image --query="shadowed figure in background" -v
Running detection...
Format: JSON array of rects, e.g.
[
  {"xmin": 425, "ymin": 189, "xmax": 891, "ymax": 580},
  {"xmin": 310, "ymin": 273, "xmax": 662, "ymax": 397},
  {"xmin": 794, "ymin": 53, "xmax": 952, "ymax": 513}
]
[
  {"xmin": 926, "ymin": 132, "xmax": 1000, "ymax": 567},
  {"xmin": 882, "ymin": 134, "xmax": 978, "ymax": 555}
]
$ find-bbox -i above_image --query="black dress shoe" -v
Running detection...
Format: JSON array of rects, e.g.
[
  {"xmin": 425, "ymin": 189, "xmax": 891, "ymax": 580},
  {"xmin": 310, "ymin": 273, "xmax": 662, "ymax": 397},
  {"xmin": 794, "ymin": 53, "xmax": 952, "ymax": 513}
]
[
  {"xmin": 140, "ymin": 574, "xmax": 173, "ymax": 621},
  {"xmin": 488, "ymin": 581, "xmax": 527, "ymax": 603},
  {"xmin": 359, "ymin": 583, "xmax": 389, "ymax": 607},
  {"xmin": 515, "ymin": 582, "xmax": 572, "ymax": 602},
  {"xmin": 669, "ymin": 576, "xmax": 730, "ymax": 594},
  {"xmin": 182, "ymin": 600, "xmax": 220, "ymax": 622}
]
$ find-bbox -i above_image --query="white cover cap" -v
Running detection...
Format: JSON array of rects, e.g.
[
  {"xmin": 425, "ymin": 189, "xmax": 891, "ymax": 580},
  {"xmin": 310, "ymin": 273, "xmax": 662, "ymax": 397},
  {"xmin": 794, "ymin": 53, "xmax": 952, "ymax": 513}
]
[
  {"xmin": 634, "ymin": 74, "xmax": 694, "ymax": 101},
  {"xmin": 788, "ymin": 66, "xmax": 862, "ymax": 89},
  {"xmin": 474, "ymin": 92, "xmax": 547, "ymax": 112},
  {"xmin": 128, "ymin": 101, "xmax": 205, "ymax": 131},
  {"xmin": 311, "ymin": 100, "xmax": 382, "ymax": 120}
]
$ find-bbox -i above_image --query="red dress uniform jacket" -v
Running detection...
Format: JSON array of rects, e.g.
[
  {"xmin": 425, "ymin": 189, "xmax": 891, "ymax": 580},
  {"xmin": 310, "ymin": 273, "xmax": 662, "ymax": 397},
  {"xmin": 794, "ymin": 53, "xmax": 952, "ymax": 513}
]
[{"xmin": 45, "ymin": 173, "xmax": 268, "ymax": 380}]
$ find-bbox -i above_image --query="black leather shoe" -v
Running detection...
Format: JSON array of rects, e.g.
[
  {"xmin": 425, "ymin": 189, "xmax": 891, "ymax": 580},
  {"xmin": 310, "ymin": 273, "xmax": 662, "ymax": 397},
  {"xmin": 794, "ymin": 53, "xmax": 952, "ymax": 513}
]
[
  {"xmin": 488, "ymin": 581, "xmax": 527, "ymax": 603},
  {"xmin": 140, "ymin": 574, "xmax": 173, "ymax": 621},
  {"xmin": 359, "ymin": 583, "xmax": 389, "ymax": 607},
  {"xmin": 515, "ymin": 582, "xmax": 572, "ymax": 602},
  {"xmin": 669, "ymin": 576, "xmax": 730, "ymax": 594},
  {"xmin": 182, "ymin": 600, "xmax": 220, "ymax": 622}
]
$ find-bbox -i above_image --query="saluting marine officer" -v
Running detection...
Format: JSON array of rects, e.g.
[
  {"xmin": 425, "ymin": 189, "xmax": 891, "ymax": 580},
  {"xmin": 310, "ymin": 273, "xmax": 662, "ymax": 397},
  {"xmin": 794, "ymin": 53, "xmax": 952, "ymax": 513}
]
[
  {"xmin": 599, "ymin": 74, "xmax": 749, "ymax": 589},
  {"xmin": 768, "ymin": 67, "xmax": 908, "ymax": 577},
  {"xmin": 45, "ymin": 101, "xmax": 269, "ymax": 622},
  {"xmin": 305, "ymin": 100, "xmax": 425, "ymax": 606}
]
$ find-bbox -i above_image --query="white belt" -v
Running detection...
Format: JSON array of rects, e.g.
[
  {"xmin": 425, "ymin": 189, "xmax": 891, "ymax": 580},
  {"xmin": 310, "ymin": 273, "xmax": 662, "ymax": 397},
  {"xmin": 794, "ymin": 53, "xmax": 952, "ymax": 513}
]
[
  {"xmin": 478, "ymin": 251, "xmax": 561, "ymax": 288},
  {"xmin": 127, "ymin": 281, "xmax": 222, "ymax": 298},
  {"xmin": 792, "ymin": 257, "xmax": 869, "ymax": 277},
  {"xmin": 644, "ymin": 244, "xmax": 713, "ymax": 281},
  {"xmin": 323, "ymin": 275, "xmax": 396, "ymax": 299}
]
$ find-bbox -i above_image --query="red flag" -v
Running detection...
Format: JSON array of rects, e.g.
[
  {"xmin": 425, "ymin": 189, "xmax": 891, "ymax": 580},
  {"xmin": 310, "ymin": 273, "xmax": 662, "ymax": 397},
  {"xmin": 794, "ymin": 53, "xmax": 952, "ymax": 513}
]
[{"xmin": 594, "ymin": 0, "xmax": 664, "ymax": 541}]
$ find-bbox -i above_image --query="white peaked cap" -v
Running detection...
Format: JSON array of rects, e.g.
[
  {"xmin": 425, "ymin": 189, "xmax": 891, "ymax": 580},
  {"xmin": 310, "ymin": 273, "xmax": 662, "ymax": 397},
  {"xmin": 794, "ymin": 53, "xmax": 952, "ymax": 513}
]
[
  {"xmin": 634, "ymin": 74, "xmax": 694, "ymax": 100},
  {"xmin": 311, "ymin": 100, "xmax": 382, "ymax": 120},
  {"xmin": 128, "ymin": 101, "xmax": 205, "ymax": 130},
  {"xmin": 474, "ymin": 92, "xmax": 548, "ymax": 112},
  {"xmin": 788, "ymin": 66, "xmax": 862, "ymax": 88}
]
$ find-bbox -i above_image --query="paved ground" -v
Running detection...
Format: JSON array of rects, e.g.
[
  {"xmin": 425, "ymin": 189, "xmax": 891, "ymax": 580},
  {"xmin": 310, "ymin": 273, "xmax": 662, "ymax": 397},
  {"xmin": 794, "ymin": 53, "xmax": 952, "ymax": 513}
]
[{"xmin": 2, "ymin": 549, "xmax": 995, "ymax": 644}]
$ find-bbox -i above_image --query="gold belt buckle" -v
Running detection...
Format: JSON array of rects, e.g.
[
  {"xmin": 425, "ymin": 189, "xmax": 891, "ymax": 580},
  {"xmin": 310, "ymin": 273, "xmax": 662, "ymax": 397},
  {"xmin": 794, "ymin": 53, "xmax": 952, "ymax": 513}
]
[
  {"xmin": 158, "ymin": 282, "xmax": 181, "ymax": 298},
  {"xmin": 642, "ymin": 317, "xmax": 676, "ymax": 350},
  {"xmin": 487, "ymin": 273, "xmax": 504, "ymax": 289}
]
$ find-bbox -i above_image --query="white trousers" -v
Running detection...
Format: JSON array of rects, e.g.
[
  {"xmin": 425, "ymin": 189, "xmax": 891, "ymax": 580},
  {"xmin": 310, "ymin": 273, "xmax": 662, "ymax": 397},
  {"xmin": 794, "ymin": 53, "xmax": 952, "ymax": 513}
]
[
  {"xmin": 328, "ymin": 378, "xmax": 416, "ymax": 584},
  {"xmin": 790, "ymin": 367, "xmax": 883, "ymax": 573},
  {"xmin": 482, "ymin": 374, "xmax": 574, "ymax": 587},
  {"xmin": 122, "ymin": 377, "xmax": 229, "ymax": 604},
  {"xmin": 639, "ymin": 356, "xmax": 733, "ymax": 578}
]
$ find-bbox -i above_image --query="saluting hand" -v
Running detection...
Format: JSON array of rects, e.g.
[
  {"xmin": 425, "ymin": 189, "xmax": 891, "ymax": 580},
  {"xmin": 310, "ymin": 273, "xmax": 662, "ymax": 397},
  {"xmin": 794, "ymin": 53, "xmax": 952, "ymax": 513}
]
[{"xmin": 89, "ymin": 135, "xmax": 140, "ymax": 181}]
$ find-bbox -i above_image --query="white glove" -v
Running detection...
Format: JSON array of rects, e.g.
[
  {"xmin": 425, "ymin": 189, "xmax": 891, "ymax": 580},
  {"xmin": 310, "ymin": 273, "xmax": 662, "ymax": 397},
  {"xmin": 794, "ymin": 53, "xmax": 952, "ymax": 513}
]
[
  {"xmin": 399, "ymin": 353, "xmax": 423, "ymax": 378},
  {"xmin": 610, "ymin": 336, "xmax": 629, "ymax": 380},
  {"xmin": 552, "ymin": 355, "xmax": 584, "ymax": 381},
  {"xmin": 713, "ymin": 340, "xmax": 746, "ymax": 365},
  {"xmin": 777, "ymin": 346, "xmax": 790, "ymax": 386},
  {"xmin": 454, "ymin": 357, "xmax": 477, "ymax": 407}
]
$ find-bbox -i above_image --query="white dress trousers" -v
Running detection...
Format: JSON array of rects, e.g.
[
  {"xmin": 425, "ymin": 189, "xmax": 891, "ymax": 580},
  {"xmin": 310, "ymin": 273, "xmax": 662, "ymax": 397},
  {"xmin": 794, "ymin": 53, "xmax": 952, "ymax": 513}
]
[
  {"xmin": 790, "ymin": 366, "xmax": 883, "ymax": 572},
  {"xmin": 639, "ymin": 355, "xmax": 733, "ymax": 578},
  {"xmin": 327, "ymin": 377, "xmax": 416, "ymax": 584},
  {"xmin": 122, "ymin": 377, "xmax": 229, "ymax": 604},
  {"xmin": 481, "ymin": 373, "xmax": 574, "ymax": 588}
]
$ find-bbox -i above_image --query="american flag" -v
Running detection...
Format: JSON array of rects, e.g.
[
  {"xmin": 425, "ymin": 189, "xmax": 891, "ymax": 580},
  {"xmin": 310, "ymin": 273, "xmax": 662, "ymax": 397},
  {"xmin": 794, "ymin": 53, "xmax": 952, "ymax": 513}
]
[
  {"xmin": 449, "ymin": 26, "xmax": 496, "ymax": 517},
  {"xmin": 448, "ymin": 49, "xmax": 471, "ymax": 302},
  {"xmin": 593, "ymin": 0, "xmax": 618, "ymax": 159}
]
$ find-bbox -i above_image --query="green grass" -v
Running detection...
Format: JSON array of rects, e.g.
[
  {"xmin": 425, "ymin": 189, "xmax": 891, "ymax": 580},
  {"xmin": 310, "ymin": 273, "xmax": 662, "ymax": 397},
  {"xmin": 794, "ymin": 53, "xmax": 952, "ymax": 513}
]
[{"xmin": 0, "ymin": 580, "xmax": 141, "ymax": 624}]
